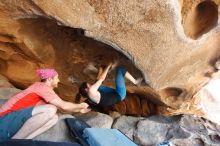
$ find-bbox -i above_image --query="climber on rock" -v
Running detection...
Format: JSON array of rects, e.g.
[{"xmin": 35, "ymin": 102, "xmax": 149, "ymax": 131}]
[
  {"xmin": 76, "ymin": 62, "xmax": 143, "ymax": 106},
  {"xmin": 0, "ymin": 68, "xmax": 90, "ymax": 141}
]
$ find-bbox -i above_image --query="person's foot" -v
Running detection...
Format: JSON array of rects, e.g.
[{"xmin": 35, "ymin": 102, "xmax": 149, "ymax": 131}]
[{"xmin": 135, "ymin": 78, "xmax": 143, "ymax": 86}]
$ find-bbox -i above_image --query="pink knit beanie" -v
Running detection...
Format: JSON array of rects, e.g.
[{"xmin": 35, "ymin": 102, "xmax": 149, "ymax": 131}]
[{"xmin": 36, "ymin": 68, "xmax": 58, "ymax": 80}]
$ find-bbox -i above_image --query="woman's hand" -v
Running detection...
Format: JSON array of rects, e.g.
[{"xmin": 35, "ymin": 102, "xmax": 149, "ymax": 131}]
[
  {"xmin": 80, "ymin": 108, "xmax": 91, "ymax": 113},
  {"xmin": 79, "ymin": 102, "xmax": 91, "ymax": 113},
  {"xmin": 107, "ymin": 62, "xmax": 113, "ymax": 68}
]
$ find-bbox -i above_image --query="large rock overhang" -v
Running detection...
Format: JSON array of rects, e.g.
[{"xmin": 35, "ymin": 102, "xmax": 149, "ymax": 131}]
[{"xmin": 0, "ymin": 0, "xmax": 220, "ymax": 107}]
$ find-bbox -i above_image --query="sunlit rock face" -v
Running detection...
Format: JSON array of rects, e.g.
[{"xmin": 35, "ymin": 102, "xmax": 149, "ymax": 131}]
[
  {"xmin": 181, "ymin": 0, "xmax": 218, "ymax": 39},
  {"xmin": 0, "ymin": 0, "xmax": 220, "ymax": 119}
]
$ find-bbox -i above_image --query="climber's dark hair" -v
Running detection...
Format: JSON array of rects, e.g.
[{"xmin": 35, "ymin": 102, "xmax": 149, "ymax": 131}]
[
  {"xmin": 75, "ymin": 92, "xmax": 81, "ymax": 103},
  {"xmin": 78, "ymin": 82, "xmax": 89, "ymax": 98}
]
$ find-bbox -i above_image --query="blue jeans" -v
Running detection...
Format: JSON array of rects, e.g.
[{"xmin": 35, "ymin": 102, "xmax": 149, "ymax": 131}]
[
  {"xmin": 98, "ymin": 67, "xmax": 126, "ymax": 101},
  {"xmin": 0, "ymin": 106, "xmax": 34, "ymax": 141}
]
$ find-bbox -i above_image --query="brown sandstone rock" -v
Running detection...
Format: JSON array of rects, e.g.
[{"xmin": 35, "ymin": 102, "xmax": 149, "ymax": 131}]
[
  {"xmin": 124, "ymin": 93, "xmax": 142, "ymax": 116},
  {"xmin": 112, "ymin": 100, "xmax": 127, "ymax": 115},
  {"xmin": 140, "ymin": 98, "xmax": 156, "ymax": 116},
  {"xmin": 181, "ymin": 0, "xmax": 218, "ymax": 39},
  {"xmin": 0, "ymin": 74, "xmax": 14, "ymax": 88}
]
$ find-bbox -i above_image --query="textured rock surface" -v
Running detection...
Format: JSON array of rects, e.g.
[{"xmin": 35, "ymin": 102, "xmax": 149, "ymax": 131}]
[
  {"xmin": 133, "ymin": 115, "xmax": 220, "ymax": 146},
  {"xmin": 181, "ymin": 0, "xmax": 219, "ymax": 39},
  {"xmin": 112, "ymin": 115, "xmax": 143, "ymax": 140},
  {"xmin": 1, "ymin": 0, "xmax": 220, "ymax": 118},
  {"xmin": 0, "ymin": 0, "xmax": 220, "ymax": 89},
  {"xmin": 1, "ymin": 0, "xmax": 220, "ymax": 145},
  {"xmin": 0, "ymin": 74, "xmax": 14, "ymax": 88},
  {"xmin": 134, "ymin": 116, "xmax": 183, "ymax": 145},
  {"xmin": 0, "ymin": 88, "xmax": 21, "ymax": 99},
  {"xmin": 180, "ymin": 115, "xmax": 220, "ymax": 146},
  {"xmin": 74, "ymin": 111, "xmax": 113, "ymax": 128},
  {"xmin": 34, "ymin": 115, "xmax": 76, "ymax": 142}
]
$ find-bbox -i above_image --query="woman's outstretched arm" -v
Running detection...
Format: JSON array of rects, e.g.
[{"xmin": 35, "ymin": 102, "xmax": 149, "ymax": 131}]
[
  {"xmin": 97, "ymin": 63, "xmax": 112, "ymax": 81},
  {"xmin": 90, "ymin": 63, "xmax": 112, "ymax": 91}
]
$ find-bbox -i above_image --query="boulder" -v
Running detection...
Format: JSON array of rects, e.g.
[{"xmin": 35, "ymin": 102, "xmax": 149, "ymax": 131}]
[
  {"xmin": 74, "ymin": 111, "xmax": 113, "ymax": 128},
  {"xmin": 0, "ymin": 87, "xmax": 21, "ymax": 99},
  {"xmin": 180, "ymin": 115, "xmax": 220, "ymax": 146},
  {"xmin": 34, "ymin": 114, "xmax": 76, "ymax": 142},
  {"xmin": 171, "ymin": 137, "xmax": 205, "ymax": 146},
  {"xmin": 0, "ymin": 74, "xmax": 14, "ymax": 88},
  {"xmin": 133, "ymin": 116, "xmax": 187, "ymax": 145},
  {"xmin": 112, "ymin": 115, "xmax": 143, "ymax": 140}
]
